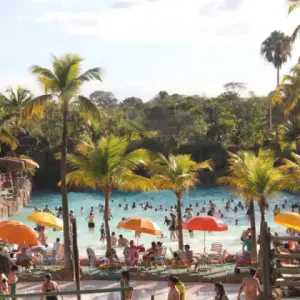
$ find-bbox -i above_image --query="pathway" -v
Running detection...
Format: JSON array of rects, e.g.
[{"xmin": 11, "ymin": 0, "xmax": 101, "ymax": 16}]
[{"xmin": 16, "ymin": 280, "xmax": 245, "ymax": 299}]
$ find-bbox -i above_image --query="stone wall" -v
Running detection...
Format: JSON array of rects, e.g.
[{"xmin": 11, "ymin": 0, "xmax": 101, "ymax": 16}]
[{"xmin": 0, "ymin": 179, "xmax": 32, "ymax": 220}]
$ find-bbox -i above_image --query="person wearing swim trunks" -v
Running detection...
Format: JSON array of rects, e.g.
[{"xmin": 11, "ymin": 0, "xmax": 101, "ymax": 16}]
[
  {"xmin": 86, "ymin": 213, "xmax": 95, "ymax": 232},
  {"xmin": 237, "ymin": 268, "xmax": 261, "ymax": 300}
]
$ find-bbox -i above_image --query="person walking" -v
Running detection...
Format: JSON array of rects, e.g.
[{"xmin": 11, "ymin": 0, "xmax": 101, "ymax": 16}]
[
  {"xmin": 41, "ymin": 273, "xmax": 63, "ymax": 300},
  {"xmin": 120, "ymin": 270, "xmax": 133, "ymax": 300},
  {"xmin": 237, "ymin": 268, "xmax": 261, "ymax": 300},
  {"xmin": 214, "ymin": 282, "xmax": 228, "ymax": 300},
  {"xmin": 167, "ymin": 274, "xmax": 180, "ymax": 300}
]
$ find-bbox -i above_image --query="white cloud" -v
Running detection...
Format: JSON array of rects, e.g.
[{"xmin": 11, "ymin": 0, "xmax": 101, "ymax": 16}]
[{"xmin": 37, "ymin": 0, "xmax": 297, "ymax": 44}]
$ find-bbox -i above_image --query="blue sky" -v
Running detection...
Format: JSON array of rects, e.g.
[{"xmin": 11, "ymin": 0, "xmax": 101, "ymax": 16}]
[{"xmin": 1, "ymin": 0, "xmax": 300, "ymax": 100}]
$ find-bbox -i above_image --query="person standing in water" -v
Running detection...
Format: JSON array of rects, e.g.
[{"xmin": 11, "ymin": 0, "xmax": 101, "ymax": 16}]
[
  {"xmin": 237, "ymin": 268, "xmax": 261, "ymax": 300},
  {"xmin": 85, "ymin": 213, "xmax": 95, "ymax": 232}
]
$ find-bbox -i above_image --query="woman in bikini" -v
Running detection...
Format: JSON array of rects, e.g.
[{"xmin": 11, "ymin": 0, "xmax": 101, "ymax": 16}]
[{"xmin": 41, "ymin": 273, "xmax": 63, "ymax": 300}]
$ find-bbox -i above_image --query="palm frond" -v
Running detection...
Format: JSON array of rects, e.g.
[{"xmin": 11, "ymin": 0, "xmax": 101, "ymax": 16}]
[
  {"xmin": 0, "ymin": 128, "xmax": 18, "ymax": 150},
  {"xmin": 20, "ymin": 94, "xmax": 53, "ymax": 124},
  {"xmin": 77, "ymin": 67, "xmax": 102, "ymax": 82},
  {"xmin": 77, "ymin": 95, "xmax": 104, "ymax": 123}
]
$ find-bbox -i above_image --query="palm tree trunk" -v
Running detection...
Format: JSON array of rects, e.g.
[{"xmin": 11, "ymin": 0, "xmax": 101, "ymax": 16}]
[
  {"xmin": 61, "ymin": 99, "xmax": 72, "ymax": 269},
  {"xmin": 249, "ymin": 199, "xmax": 258, "ymax": 263},
  {"xmin": 104, "ymin": 188, "xmax": 112, "ymax": 252},
  {"xmin": 176, "ymin": 192, "xmax": 184, "ymax": 250},
  {"xmin": 277, "ymin": 66, "xmax": 280, "ymax": 87}
]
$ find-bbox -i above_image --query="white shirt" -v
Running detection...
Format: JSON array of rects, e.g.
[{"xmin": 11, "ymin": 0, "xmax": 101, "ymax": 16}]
[{"xmin": 53, "ymin": 242, "xmax": 61, "ymax": 254}]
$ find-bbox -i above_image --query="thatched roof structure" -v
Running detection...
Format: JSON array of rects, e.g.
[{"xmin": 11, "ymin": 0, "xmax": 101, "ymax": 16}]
[{"xmin": 0, "ymin": 158, "xmax": 25, "ymax": 170}]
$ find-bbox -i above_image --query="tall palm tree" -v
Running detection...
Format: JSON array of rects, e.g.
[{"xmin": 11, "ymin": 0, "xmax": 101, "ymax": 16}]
[
  {"xmin": 1, "ymin": 87, "xmax": 32, "ymax": 113},
  {"xmin": 218, "ymin": 152, "xmax": 258, "ymax": 263},
  {"xmin": 218, "ymin": 150, "xmax": 284, "ymax": 261},
  {"xmin": 0, "ymin": 87, "xmax": 33, "ymax": 150},
  {"xmin": 274, "ymin": 65, "xmax": 300, "ymax": 117},
  {"xmin": 261, "ymin": 31, "xmax": 291, "ymax": 131},
  {"xmin": 64, "ymin": 135, "xmax": 153, "ymax": 251},
  {"xmin": 261, "ymin": 31, "xmax": 292, "ymax": 87},
  {"xmin": 288, "ymin": 0, "xmax": 300, "ymax": 41},
  {"xmin": 149, "ymin": 154, "xmax": 211, "ymax": 250},
  {"xmin": 281, "ymin": 152, "xmax": 300, "ymax": 193},
  {"xmin": 22, "ymin": 54, "xmax": 103, "ymax": 269}
]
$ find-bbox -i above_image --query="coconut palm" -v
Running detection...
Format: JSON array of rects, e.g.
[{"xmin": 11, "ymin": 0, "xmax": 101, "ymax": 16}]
[
  {"xmin": 64, "ymin": 135, "xmax": 153, "ymax": 251},
  {"xmin": 0, "ymin": 87, "xmax": 33, "ymax": 150},
  {"xmin": 278, "ymin": 117, "xmax": 300, "ymax": 152},
  {"xmin": 218, "ymin": 152, "xmax": 258, "ymax": 262},
  {"xmin": 274, "ymin": 65, "xmax": 300, "ymax": 117},
  {"xmin": 281, "ymin": 152, "xmax": 300, "ymax": 193},
  {"xmin": 22, "ymin": 54, "xmax": 103, "ymax": 268},
  {"xmin": 149, "ymin": 154, "xmax": 212, "ymax": 250},
  {"xmin": 218, "ymin": 150, "xmax": 284, "ymax": 261},
  {"xmin": 288, "ymin": 0, "xmax": 300, "ymax": 41},
  {"xmin": 0, "ymin": 114, "xmax": 18, "ymax": 150},
  {"xmin": 0, "ymin": 87, "xmax": 32, "ymax": 113}
]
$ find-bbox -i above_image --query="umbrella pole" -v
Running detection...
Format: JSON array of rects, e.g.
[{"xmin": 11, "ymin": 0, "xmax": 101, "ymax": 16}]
[{"xmin": 204, "ymin": 231, "xmax": 206, "ymax": 253}]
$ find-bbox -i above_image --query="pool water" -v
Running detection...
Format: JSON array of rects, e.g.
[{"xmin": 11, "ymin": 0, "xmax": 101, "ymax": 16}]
[{"xmin": 10, "ymin": 187, "xmax": 300, "ymax": 256}]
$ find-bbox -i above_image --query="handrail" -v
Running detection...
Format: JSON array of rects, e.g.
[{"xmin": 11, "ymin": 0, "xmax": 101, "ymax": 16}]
[{"xmin": 2, "ymin": 283, "xmax": 133, "ymax": 300}]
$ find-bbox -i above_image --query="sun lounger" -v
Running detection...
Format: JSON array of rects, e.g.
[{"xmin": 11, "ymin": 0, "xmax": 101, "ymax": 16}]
[
  {"xmin": 86, "ymin": 247, "xmax": 106, "ymax": 271},
  {"xmin": 153, "ymin": 246, "xmax": 167, "ymax": 268}
]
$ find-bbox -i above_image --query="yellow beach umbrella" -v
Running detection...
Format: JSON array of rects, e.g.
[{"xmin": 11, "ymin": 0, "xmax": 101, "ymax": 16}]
[
  {"xmin": 28, "ymin": 211, "xmax": 63, "ymax": 230},
  {"xmin": 274, "ymin": 212, "xmax": 300, "ymax": 231},
  {"xmin": 0, "ymin": 221, "xmax": 38, "ymax": 245}
]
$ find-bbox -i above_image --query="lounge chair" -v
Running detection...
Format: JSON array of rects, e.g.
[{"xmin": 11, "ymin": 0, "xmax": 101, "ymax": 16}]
[
  {"xmin": 153, "ymin": 246, "xmax": 167, "ymax": 268},
  {"xmin": 39, "ymin": 244, "xmax": 65, "ymax": 270},
  {"xmin": 86, "ymin": 247, "xmax": 106, "ymax": 271},
  {"xmin": 235, "ymin": 251, "xmax": 251, "ymax": 273}
]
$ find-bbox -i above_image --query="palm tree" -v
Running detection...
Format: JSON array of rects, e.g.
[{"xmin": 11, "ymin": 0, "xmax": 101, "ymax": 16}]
[
  {"xmin": 288, "ymin": 0, "xmax": 300, "ymax": 41},
  {"xmin": 261, "ymin": 31, "xmax": 291, "ymax": 87},
  {"xmin": 64, "ymin": 135, "xmax": 153, "ymax": 251},
  {"xmin": 261, "ymin": 31, "xmax": 291, "ymax": 131},
  {"xmin": 281, "ymin": 152, "xmax": 300, "ymax": 194},
  {"xmin": 149, "ymin": 154, "xmax": 211, "ymax": 250},
  {"xmin": 22, "ymin": 54, "xmax": 103, "ymax": 269},
  {"xmin": 218, "ymin": 150, "xmax": 284, "ymax": 261},
  {"xmin": 278, "ymin": 117, "xmax": 300, "ymax": 152},
  {"xmin": 218, "ymin": 152, "xmax": 258, "ymax": 263},
  {"xmin": 274, "ymin": 65, "xmax": 300, "ymax": 117},
  {"xmin": 1, "ymin": 87, "xmax": 32, "ymax": 113},
  {"xmin": 0, "ymin": 87, "xmax": 33, "ymax": 150}
]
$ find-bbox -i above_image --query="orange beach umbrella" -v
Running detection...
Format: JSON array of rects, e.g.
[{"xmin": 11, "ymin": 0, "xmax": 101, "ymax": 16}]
[
  {"xmin": 118, "ymin": 217, "xmax": 161, "ymax": 236},
  {"xmin": 183, "ymin": 216, "xmax": 228, "ymax": 252},
  {"xmin": 0, "ymin": 221, "xmax": 38, "ymax": 245}
]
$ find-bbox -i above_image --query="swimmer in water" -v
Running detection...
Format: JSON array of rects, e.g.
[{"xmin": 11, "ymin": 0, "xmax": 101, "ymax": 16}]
[
  {"xmin": 235, "ymin": 219, "xmax": 238, "ymax": 225},
  {"xmin": 80, "ymin": 207, "xmax": 84, "ymax": 215},
  {"xmin": 201, "ymin": 207, "xmax": 206, "ymax": 213},
  {"xmin": 195, "ymin": 202, "xmax": 199, "ymax": 207},
  {"xmin": 234, "ymin": 206, "xmax": 238, "ymax": 213},
  {"xmin": 124, "ymin": 204, "xmax": 129, "ymax": 211}
]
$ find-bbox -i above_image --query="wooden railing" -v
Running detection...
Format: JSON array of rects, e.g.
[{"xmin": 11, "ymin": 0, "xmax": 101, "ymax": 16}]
[
  {"xmin": 260, "ymin": 221, "xmax": 300, "ymax": 297},
  {"xmin": 1, "ymin": 282, "xmax": 133, "ymax": 300}
]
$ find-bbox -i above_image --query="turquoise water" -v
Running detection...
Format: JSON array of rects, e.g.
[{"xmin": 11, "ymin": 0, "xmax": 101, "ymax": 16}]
[{"xmin": 10, "ymin": 187, "xmax": 300, "ymax": 256}]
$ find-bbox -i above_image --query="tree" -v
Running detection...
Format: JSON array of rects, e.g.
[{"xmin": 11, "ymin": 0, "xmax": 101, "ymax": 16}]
[
  {"xmin": 218, "ymin": 151, "xmax": 259, "ymax": 263},
  {"xmin": 261, "ymin": 31, "xmax": 291, "ymax": 87},
  {"xmin": 288, "ymin": 0, "xmax": 300, "ymax": 41},
  {"xmin": 90, "ymin": 91, "xmax": 118, "ymax": 109},
  {"xmin": 23, "ymin": 54, "xmax": 103, "ymax": 269},
  {"xmin": 149, "ymin": 154, "xmax": 211, "ymax": 250},
  {"xmin": 64, "ymin": 136, "xmax": 152, "ymax": 252},
  {"xmin": 218, "ymin": 150, "xmax": 284, "ymax": 258},
  {"xmin": 274, "ymin": 65, "xmax": 300, "ymax": 117},
  {"xmin": 261, "ymin": 31, "xmax": 291, "ymax": 132}
]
